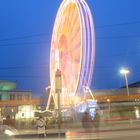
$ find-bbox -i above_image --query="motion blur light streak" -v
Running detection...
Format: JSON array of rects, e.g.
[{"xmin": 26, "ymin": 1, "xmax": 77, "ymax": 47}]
[{"xmin": 50, "ymin": 0, "xmax": 95, "ymax": 105}]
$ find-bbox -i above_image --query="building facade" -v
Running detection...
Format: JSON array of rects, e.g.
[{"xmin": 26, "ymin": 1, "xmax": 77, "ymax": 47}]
[{"xmin": 0, "ymin": 80, "xmax": 41, "ymax": 128}]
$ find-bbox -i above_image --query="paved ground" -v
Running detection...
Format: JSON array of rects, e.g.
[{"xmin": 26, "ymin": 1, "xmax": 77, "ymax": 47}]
[
  {"xmin": 16, "ymin": 120, "xmax": 140, "ymax": 135},
  {"xmin": 1, "ymin": 120, "xmax": 140, "ymax": 140},
  {"xmin": 2, "ymin": 129, "xmax": 140, "ymax": 140}
]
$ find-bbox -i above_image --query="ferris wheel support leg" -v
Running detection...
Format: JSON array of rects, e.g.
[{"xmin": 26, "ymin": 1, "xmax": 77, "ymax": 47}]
[
  {"xmin": 46, "ymin": 92, "xmax": 52, "ymax": 110},
  {"xmin": 46, "ymin": 91, "xmax": 58, "ymax": 110},
  {"xmin": 89, "ymin": 90, "xmax": 95, "ymax": 100},
  {"xmin": 54, "ymin": 94, "xmax": 58, "ymax": 109}
]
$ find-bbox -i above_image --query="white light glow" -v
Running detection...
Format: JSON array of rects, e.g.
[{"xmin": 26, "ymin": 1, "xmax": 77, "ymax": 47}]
[
  {"xmin": 5, "ymin": 129, "xmax": 14, "ymax": 136},
  {"xmin": 135, "ymin": 108, "xmax": 140, "ymax": 119},
  {"xmin": 120, "ymin": 69, "xmax": 130, "ymax": 75}
]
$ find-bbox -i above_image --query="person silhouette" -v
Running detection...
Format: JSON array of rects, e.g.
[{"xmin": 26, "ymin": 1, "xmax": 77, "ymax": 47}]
[
  {"xmin": 93, "ymin": 110, "xmax": 100, "ymax": 138},
  {"xmin": 82, "ymin": 112, "xmax": 92, "ymax": 132},
  {"xmin": 36, "ymin": 116, "xmax": 46, "ymax": 137}
]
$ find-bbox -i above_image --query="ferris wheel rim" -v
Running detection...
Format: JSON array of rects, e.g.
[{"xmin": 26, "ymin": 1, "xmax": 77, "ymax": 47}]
[
  {"xmin": 50, "ymin": 0, "xmax": 83, "ymax": 94},
  {"xmin": 50, "ymin": 0, "xmax": 95, "ymax": 95}
]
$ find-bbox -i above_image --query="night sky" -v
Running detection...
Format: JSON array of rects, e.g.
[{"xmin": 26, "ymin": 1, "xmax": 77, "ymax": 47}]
[{"xmin": 0, "ymin": 0, "xmax": 140, "ymax": 97}]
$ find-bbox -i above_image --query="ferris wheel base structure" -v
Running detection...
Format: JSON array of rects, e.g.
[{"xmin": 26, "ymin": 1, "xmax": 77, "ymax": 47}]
[{"xmin": 47, "ymin": 0, "xmax": 96, "ymax": 109}]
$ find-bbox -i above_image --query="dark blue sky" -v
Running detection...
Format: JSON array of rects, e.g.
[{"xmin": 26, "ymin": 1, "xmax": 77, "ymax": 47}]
[{"xmin": 0, "ymin": 0, "xmax": 140, "ymax": 97}]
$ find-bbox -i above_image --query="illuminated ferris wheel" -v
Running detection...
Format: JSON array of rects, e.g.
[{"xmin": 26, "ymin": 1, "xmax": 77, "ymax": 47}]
[{"xmin": 50, "ymin": 0, "xmax": 95, "ymax": 99}]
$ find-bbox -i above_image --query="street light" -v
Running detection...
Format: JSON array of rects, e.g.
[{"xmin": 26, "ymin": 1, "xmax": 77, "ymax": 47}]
[
  {"xmin": 107, "ymin": 99, "xmax": 111, "ymax": 119},
  {"xmin": 120, "ymin": 68, "xmax": 130, "ymax": 96}
]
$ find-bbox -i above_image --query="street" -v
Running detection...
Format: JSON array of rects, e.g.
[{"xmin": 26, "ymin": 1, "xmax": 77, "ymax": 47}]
[{"xmin": 1, "ymin": 128, "xmax": 140, "ymax": 140}]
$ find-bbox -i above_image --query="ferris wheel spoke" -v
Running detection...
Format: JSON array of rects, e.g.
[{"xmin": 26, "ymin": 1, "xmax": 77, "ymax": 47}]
[
  {"xmin": 71, "ymin": 10, "xmax": 78, "ymax": 31},
  {"xmin": 66, "ymin": 43, "xmax": 81, "ymax": 60},
  {"xmin": 69, "ymin": 33, "xmax": 81, "ymax": 52},
  {"xmin": 71, "ymin": 55, "xmax": 80, "ymax": 64},
  {"xmin": 68, "ymin": 6, "xmax": 78, "ymax": 35},
  {"xmin": 70, "ymin": 5, "xmax": 77, "ymax": 25},
  {"xmin": 67, "ymin": 5, "xmax": 74, "ymax": 36},
  {"xmin": 62, "ymin": 4, "xmax": 81, "ymax": 54},
  {"xmin": 69, "ymin": 21, "xmax": 79, "ymax": 42},
  {"xmin": 66, "ymin": 54, "xmax": 80, "ymax": 68},
  {"xmin": 69, "ymin": 3, "xmax": 76, "ymax": 19},
  {"xmin": 60, "ymin": 60, "xmax": 66, "ymax": 72},
  {"xmin": 59, "ymin": 6, "xmax": 71, "ymax": 40},
  {"xmin": 62, "ymin": 71, "xmax": 70, "ymax": 92},
  {"xmin": 66, "ymin": 48, "xmax": 80, "ymax": 63},
  {"xmin": 67, "ymin": 31, "xmax": 80, "ymax": 53},
  {"xmin": 63, "ymin": 6, "xmax": 71, "ymax": 33},
  {"xmin": 66, "ymin": 47, "xmax": 80, "ymax": 59},
  {"xmin": 61, "ymin": 18, "xmax": 69, "ymax": 35},
  {"xmin": 65, "ymin": 59, "xmax": 79, "ymax": 77},
  {"xmin": 67, "ymin": 6, "xmax": 77, "ymax": 39},
  {"xmin": 57, "ymin": 22, "xmax": 63, "ymax": 37},
  {"xmin": 70, "ymin": 15, "xmax": 80, "ymax": 38}
]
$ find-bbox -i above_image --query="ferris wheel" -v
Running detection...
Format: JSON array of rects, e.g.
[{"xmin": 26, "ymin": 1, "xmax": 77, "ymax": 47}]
[{"xmin": 49, "ymin": 0, "xmax": 95, "ymax": 106}]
